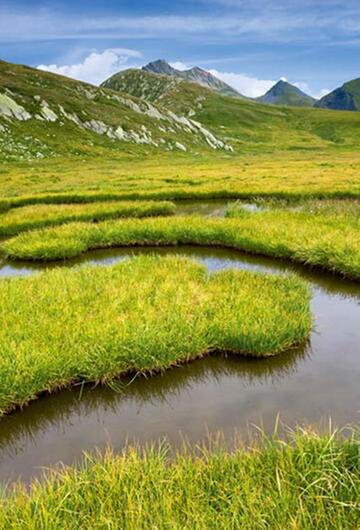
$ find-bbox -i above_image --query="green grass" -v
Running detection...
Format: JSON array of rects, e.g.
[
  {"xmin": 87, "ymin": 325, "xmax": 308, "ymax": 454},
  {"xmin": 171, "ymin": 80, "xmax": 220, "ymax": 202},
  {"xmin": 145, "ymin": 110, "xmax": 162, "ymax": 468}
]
[
  {"xmin": 0, "ymin": 200, "xmax": 175, "ymax": 237},
  {"xmin": 0, "ymin": 255, "xmax": 311, "ymax": 415},
  {"xmin": 3, "ymin": 212, "xmax": 359, "ymax": 279},
  {"xmin": 2, "ymin": 150, "xmax": 360, "ymax": 205},
  {"xmin": 2, "ymin": 185, "xmax": 360, "ymax": 214},
  {"xmin": 1, "ymin": 429, "xmax": 359, "ymax": 529}
]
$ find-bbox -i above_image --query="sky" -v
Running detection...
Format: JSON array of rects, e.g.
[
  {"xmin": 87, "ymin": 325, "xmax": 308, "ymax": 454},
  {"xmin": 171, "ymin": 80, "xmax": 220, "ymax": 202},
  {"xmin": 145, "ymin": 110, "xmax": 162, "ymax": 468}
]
[{"xmin": 0, "ymin": 0, "xmax": 359, "ymax": 98}]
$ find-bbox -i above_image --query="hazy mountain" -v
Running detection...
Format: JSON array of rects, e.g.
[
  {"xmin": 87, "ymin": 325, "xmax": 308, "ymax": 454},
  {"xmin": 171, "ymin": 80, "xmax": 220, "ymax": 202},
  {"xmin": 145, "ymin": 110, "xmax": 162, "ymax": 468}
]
[
  {"xmin": 315, "ymin": 78, "xmax": 360, "ymax": 111},
  {"xmin": 142, "ymin": 59, "xmax": 244, "ymax": 98},
  {"xmin": 258, "ymin": 80, "xmax": 315, "ymax": 107}
]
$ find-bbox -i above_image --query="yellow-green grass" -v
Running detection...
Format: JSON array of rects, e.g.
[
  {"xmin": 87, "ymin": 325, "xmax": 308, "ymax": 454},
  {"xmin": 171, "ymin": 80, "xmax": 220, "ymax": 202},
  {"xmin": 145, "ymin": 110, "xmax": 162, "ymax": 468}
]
[
  {"xmin": 2, "ymin": 151, "xmax": 360, "ymax": 199},
  {"xmin": 1, "ymin": 186, "xmax": 360, "ymax": 215},
  {"xmin": 3, "ymin": 213, "xmax": 359, "ymax": 279},
  {"xmin": 247, "ymin": 196, "xmax": 360, "ymax": 220},
  {"xmin": 1, "ymin": 430, "xmax": 359, "ymax": 529},
  {"xmin": 0, "ymin": 256, "xmax": 311, "ymax": 415},
  {"xmin": 0, "ymin": 200, "xmax": 175, "ymax": 237}
]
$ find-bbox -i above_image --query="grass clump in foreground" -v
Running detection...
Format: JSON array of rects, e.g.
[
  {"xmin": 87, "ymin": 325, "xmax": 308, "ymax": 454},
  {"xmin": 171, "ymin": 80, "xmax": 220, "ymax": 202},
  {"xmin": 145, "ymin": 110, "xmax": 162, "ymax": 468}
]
[
  {"xmin": 1, "ymin": 430, "xmax": 359, "ymax": 529},
  {"xmin": 0, "ymin": 200, "xmax": 175, "ymax": 237},
  {"xmin": 0, "ymin": 256, "xmax": 311, "ymax": 415},
  {"xmin": 3, "ymin": 210, "xmax": 359, "ymax": 279}
]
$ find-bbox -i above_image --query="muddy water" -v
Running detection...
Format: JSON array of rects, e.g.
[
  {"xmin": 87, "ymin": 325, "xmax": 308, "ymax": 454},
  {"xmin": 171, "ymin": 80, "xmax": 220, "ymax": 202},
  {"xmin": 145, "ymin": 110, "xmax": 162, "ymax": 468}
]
[{"xmin": 0, "ymin": 245, "xmax": 359, "ymax": 484}]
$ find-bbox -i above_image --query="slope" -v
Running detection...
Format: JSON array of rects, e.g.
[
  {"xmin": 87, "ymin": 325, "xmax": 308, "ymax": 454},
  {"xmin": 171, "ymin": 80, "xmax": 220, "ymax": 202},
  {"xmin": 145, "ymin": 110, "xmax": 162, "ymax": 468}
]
[
  {"xmin": 315, "ymin": 77, "xmax": 360, "ymax": 111},
  {"xmin": 0, "ymin": 59, "xmax": 232, "ymax": 162},
  {"xmin": 104, "ymin": 67, "xmax": 360, "ymax": 152}
]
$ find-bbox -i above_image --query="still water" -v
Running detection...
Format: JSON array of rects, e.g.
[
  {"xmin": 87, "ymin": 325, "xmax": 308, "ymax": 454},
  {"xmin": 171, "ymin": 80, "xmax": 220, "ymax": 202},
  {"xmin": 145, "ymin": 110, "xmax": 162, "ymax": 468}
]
[{"xmin": 0, "ymin": 244, "xmax": 359, "ymax": 484}]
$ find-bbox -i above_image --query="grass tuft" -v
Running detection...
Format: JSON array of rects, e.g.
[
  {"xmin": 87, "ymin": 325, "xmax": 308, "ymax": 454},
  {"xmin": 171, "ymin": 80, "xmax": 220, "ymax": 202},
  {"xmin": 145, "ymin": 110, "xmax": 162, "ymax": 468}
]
[
  {"xmin": 0, "ymin": 255, "xmax": 311, "ymax": 415},
  {"xmin": 0, "ymin": 429, "xmax": 359, "ymax": 529},
  {"xmin": 3, "ymin": 212, "xmax": 359, "ymax": 279},
  {"xmin": 0, "ymin": 200, "xmax": 175, "ymax": 237}
]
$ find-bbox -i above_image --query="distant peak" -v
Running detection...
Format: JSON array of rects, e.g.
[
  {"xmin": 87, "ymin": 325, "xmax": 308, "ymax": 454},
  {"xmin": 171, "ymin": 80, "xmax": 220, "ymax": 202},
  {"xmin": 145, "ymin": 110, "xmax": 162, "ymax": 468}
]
[
  {"xmin": 142, "ymin": 59, "xmax": 176, "ymax": 76},
  {"xmin": 148, "ymin": 59, "xmax": 170, "ymax": 67},
  {"xmin": 141, "ymin": 58, "xmax": 243, "ymax": 98},
  {"xmin": 274, "ymin": 79, "xmax": 290, "ymax": 88},
  {"xmin": 190, "ymin": 66, "xmax": 205, "ymax": 73},
  {"xmin": 258, "ymin": 79, "xmax": 315, "ymax": 107}
]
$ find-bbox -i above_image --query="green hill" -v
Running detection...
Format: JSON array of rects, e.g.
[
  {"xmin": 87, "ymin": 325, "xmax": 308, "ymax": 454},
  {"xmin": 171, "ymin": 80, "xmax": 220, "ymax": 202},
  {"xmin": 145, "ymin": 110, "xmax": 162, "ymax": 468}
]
[
  {"xmin": 0, "ymin": 59, "xmax": 232, "ymax": 162},
  {"xmin": 315, "ymin": 78, "xmax": 360, "ymax": 111},
  {"xmin": 257, "ymin": 80, "xmax": 315, "ymax": 107},
  {"xmin": 104, "ymin": 67, "xmax": 360, "ymax": 151},
  {"xmin": 2, "ymin": 58, "xmax": 360, "ymax": 165},
  {"xmin": 101, "ymin": 68, "xmax": 183, "ymax": 103}
]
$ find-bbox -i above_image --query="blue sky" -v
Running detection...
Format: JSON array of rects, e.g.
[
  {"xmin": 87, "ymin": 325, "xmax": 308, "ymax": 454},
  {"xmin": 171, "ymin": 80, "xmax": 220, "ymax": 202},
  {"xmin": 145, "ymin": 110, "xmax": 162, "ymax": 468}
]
[{"xmin": 0, "ymin": 0, "xmax": 359, "ymax": 98}]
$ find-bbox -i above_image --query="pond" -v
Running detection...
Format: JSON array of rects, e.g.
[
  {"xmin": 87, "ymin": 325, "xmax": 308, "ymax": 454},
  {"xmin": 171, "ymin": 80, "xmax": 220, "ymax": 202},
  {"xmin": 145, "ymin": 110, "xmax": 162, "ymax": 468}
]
[{"xmin": 0, "ymin": 244, "xmax": 359, "ymax": 484}]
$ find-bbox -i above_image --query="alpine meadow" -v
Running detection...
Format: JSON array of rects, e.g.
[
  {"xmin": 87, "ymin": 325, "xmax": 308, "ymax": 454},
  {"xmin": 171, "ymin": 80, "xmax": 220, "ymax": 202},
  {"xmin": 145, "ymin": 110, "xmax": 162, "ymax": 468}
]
[{"xmin": 0, "ymin": 2, "xmax": 360, "ymax": 527}]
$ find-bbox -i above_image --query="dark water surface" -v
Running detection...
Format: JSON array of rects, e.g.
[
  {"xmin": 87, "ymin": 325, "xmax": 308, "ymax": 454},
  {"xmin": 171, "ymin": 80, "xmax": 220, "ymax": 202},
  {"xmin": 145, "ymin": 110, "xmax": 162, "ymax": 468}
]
[{"xmin": 0, "ymin": 208, "xmax": 359, "ymax": 484}]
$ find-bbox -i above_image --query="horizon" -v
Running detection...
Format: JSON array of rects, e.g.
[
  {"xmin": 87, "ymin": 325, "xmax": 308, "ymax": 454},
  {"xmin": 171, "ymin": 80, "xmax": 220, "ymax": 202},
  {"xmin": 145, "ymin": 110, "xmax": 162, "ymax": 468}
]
[{"xmin": 1, "ymin": 1, "xmax": 360, "ymax": 98}]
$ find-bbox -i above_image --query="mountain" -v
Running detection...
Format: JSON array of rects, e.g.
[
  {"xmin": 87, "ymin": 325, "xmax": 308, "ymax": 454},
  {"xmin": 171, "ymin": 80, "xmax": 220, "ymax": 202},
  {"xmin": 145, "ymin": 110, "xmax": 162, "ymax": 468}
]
[
  {"xmin": 2, "ymin": 58, "xmax": 360, "ymax": 165},
  {"xmin": 0, "ymin": 59, "xmax": 233, "ymax": 162},
  {"xmin": 258, "ymin": 80, "xmax": 315, "ymax": 107},
  {"xmin": 142, "ymin": 59, "xmax": 177, "ymax": 77},
  {"xmin": 101, "ymin": 66, "xmax": 360, "ymax": 151},
  {"xmin": 142, "ymin": 59, "xmax": 244, "ymax": 98},
  {"xmin": 315, "ymin": 78, "xmax": 360, "ymax": 111}
]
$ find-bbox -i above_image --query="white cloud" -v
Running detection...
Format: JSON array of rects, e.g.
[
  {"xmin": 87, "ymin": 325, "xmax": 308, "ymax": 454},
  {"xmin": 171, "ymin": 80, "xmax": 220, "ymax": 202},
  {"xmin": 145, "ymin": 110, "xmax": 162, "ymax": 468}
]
[
  {"xmin": 208, "ymin": 69, "xmax": 275, "ymax": 97},
  {"xmin": 169, "ymin": 62, "xmax": 189, "ymax": 71},
  {"xmin": 209, "ymin": 69, "xmax": 329, "ymax": 99},
  {"xmin": 316, "ymin": 88, "xmax": 331, "ymax": 99},
  {"xmin": 37, "ymin": 48, "xmax": 142, "ymax": 85},
  {"xmin": 293, "ymin": 82, "xmax": 330, "ymax": 99}
]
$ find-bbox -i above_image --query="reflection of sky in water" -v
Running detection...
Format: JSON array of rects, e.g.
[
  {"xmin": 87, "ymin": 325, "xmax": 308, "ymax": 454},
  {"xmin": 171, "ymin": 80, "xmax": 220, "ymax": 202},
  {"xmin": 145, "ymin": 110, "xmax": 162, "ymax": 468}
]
[{"xmin": 0, "ymin": 245, "xmax": 359, "ymax": 485}]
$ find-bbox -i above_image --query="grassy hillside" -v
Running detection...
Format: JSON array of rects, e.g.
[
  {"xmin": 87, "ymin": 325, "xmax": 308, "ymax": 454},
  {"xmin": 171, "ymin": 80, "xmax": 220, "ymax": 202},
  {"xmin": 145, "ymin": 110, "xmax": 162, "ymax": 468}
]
[
  {"xmin": 104, "ymin": 68, "xmax": 360, "ymax": 152},
  {"xmin": 0, "ymin": 60, "xmax": 232, "ymax": 162},
  {"xmin": 2, "ymin": 59, "xmax": 360, "ymax": 168},
  {"xmin": 101, "ymin": 68, "xmax": 182, "ymax": 103}
]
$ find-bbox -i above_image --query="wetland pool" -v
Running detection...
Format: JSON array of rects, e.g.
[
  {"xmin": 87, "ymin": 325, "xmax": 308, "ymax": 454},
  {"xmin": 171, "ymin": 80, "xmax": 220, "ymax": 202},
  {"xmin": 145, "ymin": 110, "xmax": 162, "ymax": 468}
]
[{"xmin": 0, "ymin": 245, "xmax": 359, "ymax": 484}]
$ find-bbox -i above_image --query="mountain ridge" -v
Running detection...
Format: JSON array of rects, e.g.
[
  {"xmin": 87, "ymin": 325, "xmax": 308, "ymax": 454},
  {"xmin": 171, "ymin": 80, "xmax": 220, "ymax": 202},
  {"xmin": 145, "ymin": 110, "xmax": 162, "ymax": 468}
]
[{"xmin": 142, "ymin": 59, "xmax": 244, "ymax": 98}]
